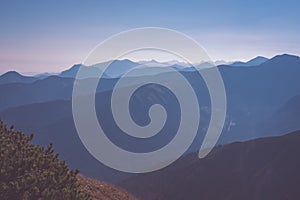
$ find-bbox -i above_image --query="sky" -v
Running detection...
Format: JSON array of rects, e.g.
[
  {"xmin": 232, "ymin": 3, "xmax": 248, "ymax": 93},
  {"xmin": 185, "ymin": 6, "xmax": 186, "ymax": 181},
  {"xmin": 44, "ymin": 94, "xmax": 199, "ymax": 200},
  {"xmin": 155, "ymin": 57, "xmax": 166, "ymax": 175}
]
[{"xmin": 0, "ymin": 0, "xmax": 300, "ymax": 74}]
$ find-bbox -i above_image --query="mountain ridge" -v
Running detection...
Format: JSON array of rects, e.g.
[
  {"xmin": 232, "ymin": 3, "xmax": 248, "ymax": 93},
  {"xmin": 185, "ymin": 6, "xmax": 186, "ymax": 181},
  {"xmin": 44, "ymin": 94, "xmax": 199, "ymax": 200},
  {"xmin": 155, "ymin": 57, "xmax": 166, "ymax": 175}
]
[
  {"xmin": 2, "ymin": 54, "xmax": 295, "ymax": 80},
  {"xmin": 120, "ymin": 130, "xmax": 300, "ymax": 200},
  {"xmin": 230, "ymin": 56, "xmax": 268, "ymax": 67},
  {"xmin": 0, "ymin": 71, "xmax": 38, "ymax": 85}
]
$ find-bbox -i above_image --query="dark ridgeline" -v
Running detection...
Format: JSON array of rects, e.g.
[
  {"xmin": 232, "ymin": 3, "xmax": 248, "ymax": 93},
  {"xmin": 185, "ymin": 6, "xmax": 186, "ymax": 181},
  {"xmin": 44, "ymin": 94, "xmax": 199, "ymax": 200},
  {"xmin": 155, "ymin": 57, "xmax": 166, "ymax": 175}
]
[{"xmin": 119, "ymin": 131, "xmax": 300, "ymax": 200}]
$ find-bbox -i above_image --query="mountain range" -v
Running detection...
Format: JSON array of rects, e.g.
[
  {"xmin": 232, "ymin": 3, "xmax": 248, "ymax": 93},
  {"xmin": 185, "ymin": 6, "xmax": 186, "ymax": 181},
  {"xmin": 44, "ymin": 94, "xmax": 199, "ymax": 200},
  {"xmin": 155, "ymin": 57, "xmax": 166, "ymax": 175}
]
[
  {"xmin": 0, "ymin": 54, "xmax": 300, "ymax": 185},
  {"xmin": 0, "ymin": 56, "xmax": 269, "ymax": 82},
  {"xmin": 0, "ymin": 71, "xmax": 38, "ymax": 85}
]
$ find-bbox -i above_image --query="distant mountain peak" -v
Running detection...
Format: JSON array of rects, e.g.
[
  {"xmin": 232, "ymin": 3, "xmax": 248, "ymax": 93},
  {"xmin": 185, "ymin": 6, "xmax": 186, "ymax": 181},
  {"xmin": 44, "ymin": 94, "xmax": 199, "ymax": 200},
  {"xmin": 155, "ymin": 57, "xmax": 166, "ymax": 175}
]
[
  {"xmin": 59, "ymin": 64, "xmax": 88, "ymax": 78},
  {"xmin": 2, "ymin": 71, "xmax": 23, "ymax": 77},
  {"xmin": 252, "ymin": 55, "xmax": 267, "ymax": 59},
  {"xmin": 0, "ymin": 71, "xmax": 37, "ymax": 85},
  {"xmin": 272, "ymin": 54, "xmax": 299, "ymax": 60},
  {"xmin": 248, "ymin": 56, "xmax": 268, "ymax": 62},
  {"xmin": 262, "ymin": 54, "xmax": 300, "ymax": 66},
  {"xmin": 69, "ymin": 63, "xmax": 84, "ymax": 70},
  {"xmin": 246, "ymin": 56, "xmax": 268, "ymax": 65},
  {"xmin": 230, "ymin": 56, "xmax": 268, "ymax": 67}
]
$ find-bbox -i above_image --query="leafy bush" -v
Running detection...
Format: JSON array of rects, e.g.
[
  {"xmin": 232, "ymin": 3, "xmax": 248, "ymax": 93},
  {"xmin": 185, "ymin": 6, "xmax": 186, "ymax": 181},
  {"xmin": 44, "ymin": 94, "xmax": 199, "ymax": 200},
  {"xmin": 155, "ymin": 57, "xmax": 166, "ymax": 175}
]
[{"xmin": 0, "ymin": 120, "xmax": 89, "ymax": 199}]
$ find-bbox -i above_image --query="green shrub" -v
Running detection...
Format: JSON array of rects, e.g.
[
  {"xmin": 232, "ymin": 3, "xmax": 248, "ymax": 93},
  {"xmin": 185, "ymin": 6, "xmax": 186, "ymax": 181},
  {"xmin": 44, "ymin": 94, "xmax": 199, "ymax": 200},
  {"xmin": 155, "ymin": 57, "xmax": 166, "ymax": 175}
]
[{"xmin": 0, "ymin": 120, "xmax": 89, "ymax": 200}]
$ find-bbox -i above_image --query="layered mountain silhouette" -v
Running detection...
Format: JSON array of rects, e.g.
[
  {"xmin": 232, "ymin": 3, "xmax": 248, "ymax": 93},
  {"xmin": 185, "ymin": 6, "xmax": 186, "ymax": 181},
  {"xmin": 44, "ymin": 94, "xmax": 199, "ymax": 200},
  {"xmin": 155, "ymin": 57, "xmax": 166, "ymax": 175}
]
[
  {"xmin": 120, "ymin": 131, "xmax": 300, "ymax": 200},
  {"xmin": 0, "ymin": 54, "xmax": 299, "ymax": 183}
]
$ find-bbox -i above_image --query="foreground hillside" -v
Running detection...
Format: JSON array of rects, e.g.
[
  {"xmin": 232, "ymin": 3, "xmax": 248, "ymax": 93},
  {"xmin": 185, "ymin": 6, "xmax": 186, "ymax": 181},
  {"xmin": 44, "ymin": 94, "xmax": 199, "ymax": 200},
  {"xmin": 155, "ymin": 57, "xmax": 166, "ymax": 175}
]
[
  {"xmin": 0, "ymin": 120, "xmax": 135, "ymax": 200},
  {"xmin": 120, "ymin": 131, "xmax": 300, "ymax": 200}
]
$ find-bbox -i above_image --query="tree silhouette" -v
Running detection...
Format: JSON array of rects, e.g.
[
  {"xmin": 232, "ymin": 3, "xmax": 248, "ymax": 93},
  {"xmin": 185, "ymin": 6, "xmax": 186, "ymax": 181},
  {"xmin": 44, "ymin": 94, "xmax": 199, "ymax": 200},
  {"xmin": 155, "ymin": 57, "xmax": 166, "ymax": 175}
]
[{"xmin": 0, "ymin": 120, "xmax": 90, "ymax": 199}]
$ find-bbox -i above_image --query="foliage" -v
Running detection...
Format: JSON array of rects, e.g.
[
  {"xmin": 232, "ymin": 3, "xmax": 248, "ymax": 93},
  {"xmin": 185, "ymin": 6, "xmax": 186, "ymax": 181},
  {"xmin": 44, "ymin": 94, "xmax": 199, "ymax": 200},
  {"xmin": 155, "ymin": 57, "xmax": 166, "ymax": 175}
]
[{"xmin": 0, "ymin": 120, "xmax": 90, "ymax": 200}]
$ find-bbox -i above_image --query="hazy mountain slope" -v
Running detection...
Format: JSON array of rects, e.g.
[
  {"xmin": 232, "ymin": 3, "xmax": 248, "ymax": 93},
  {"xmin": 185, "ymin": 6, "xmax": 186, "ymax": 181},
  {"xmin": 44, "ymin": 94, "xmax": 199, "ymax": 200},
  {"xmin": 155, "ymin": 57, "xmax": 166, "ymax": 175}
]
[
  {"xmin": 0, "ymin": 76, "xmax": 74, "ymax": 110},
  {"xmin": 59, "ymin": 64, "xmax": 95, "ymax": 78},
  {"xmin": 0, "ymin": 75, "xmax": 121, "ymax": 110},
  {"xmin": 120, "ymin": 131, "xmax": 300, "ymax": 200},
  {"xmin": 258, "ymin": 95, "xmax": 300, "ymax": 136},
  {"xmin": 217, "ymin": 54, "xmax": 300, "ymax": 143}
]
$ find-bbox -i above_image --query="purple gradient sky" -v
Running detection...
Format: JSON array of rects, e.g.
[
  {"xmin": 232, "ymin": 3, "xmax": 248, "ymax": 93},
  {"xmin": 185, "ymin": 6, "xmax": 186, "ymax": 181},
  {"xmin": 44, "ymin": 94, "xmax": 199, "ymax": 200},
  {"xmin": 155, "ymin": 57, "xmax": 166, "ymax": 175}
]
[{"xmin": 0, "ymin": 0, "xmax": 299, "ymax": 74}]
